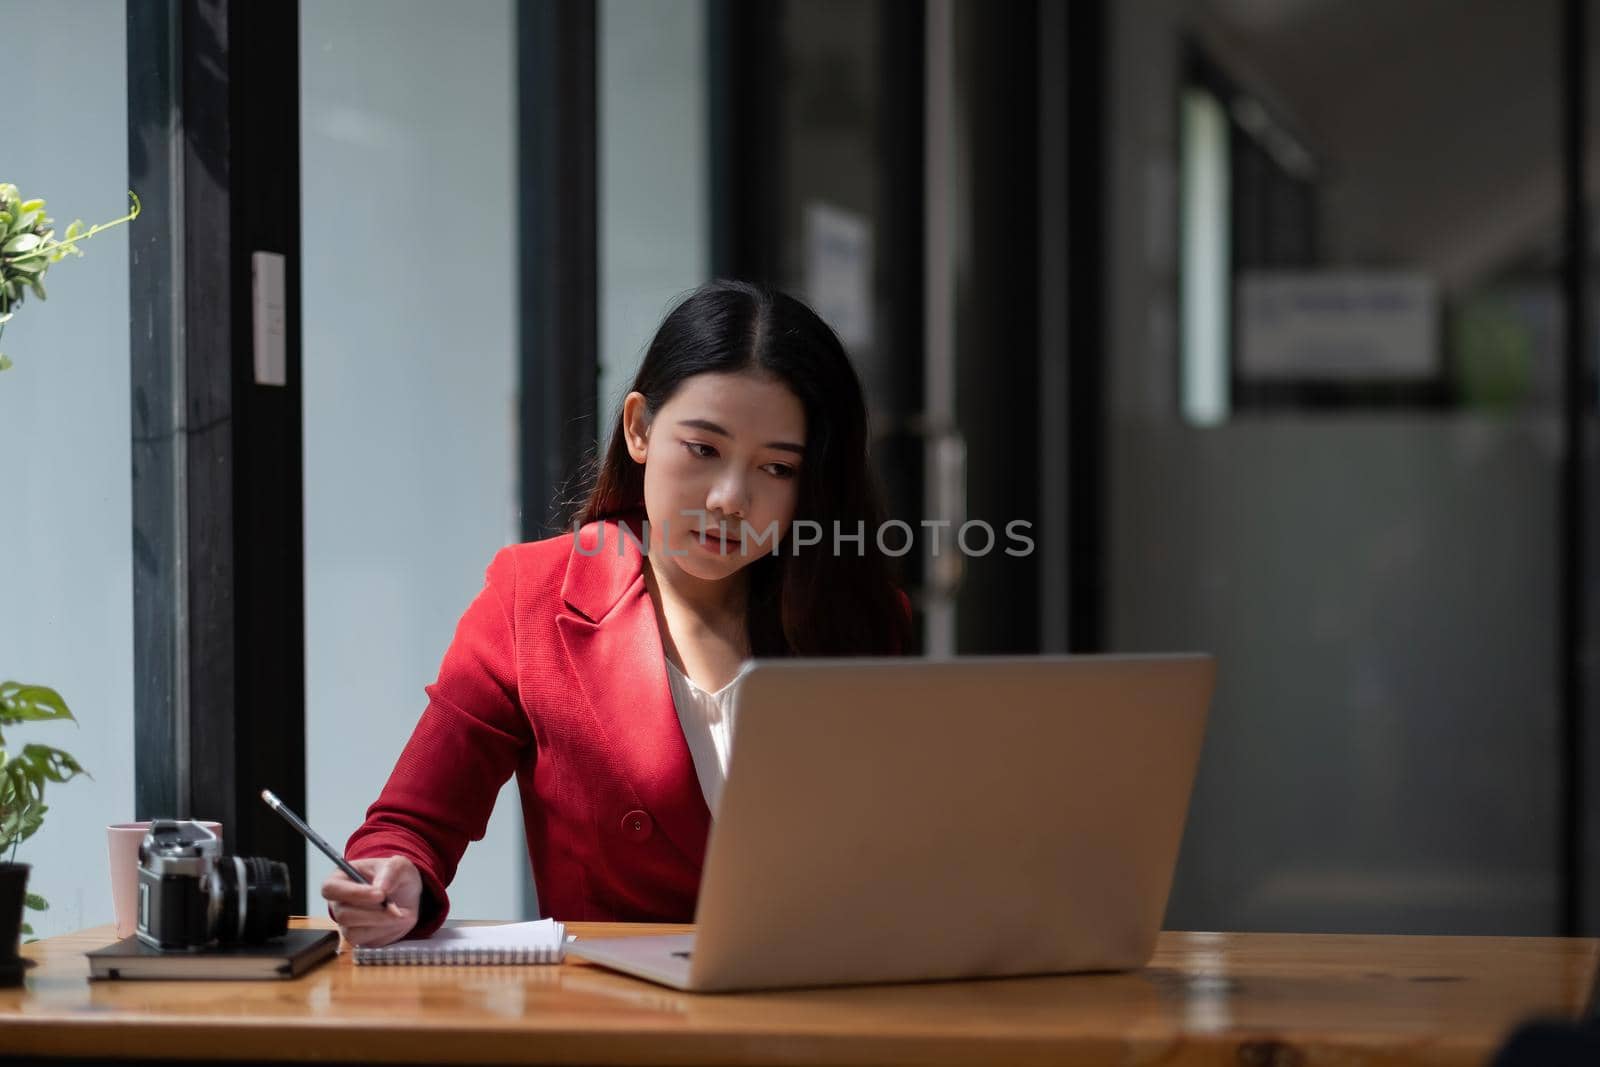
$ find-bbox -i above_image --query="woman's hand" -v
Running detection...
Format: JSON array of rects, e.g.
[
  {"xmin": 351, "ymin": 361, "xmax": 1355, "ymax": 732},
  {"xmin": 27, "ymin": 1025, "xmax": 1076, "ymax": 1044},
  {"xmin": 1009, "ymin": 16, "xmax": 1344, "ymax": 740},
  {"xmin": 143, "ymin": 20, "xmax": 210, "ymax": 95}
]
[{"xmin": 322, "ymin": 856, "xmax": 422, "ymax": 947}]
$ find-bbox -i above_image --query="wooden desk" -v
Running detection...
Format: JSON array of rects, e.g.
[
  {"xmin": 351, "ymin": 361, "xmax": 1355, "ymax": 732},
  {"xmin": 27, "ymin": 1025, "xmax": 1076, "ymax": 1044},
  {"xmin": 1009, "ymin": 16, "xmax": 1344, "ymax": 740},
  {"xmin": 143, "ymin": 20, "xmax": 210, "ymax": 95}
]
[{"xmin": 1, "ymin": 919, "xmax": 1594, "ymax": 1066}]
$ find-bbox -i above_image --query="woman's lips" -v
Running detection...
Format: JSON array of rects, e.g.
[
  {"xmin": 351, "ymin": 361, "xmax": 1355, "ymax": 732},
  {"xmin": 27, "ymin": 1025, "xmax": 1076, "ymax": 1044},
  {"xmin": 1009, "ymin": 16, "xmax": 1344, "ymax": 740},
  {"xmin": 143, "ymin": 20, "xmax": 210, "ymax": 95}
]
[{"xmin": 693, "ymin": 528, "xmax": 735, "ymax": 553}]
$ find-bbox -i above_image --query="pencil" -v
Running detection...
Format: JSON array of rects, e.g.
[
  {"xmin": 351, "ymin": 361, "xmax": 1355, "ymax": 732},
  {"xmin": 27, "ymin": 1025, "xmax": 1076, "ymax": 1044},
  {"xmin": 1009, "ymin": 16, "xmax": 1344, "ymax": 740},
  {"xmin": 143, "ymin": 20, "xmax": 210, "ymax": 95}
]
[{"xmin": 260, "ymin": 789, "xmax": 398, "ymax": 914}]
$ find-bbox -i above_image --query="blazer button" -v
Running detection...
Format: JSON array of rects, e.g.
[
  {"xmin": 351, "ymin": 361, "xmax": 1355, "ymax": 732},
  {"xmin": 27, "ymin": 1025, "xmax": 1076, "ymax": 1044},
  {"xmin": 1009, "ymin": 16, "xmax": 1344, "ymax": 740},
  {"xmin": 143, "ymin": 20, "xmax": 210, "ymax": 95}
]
[{"xmin": 621, "ymin": 809, "xmax": 653, "ymax": 842}]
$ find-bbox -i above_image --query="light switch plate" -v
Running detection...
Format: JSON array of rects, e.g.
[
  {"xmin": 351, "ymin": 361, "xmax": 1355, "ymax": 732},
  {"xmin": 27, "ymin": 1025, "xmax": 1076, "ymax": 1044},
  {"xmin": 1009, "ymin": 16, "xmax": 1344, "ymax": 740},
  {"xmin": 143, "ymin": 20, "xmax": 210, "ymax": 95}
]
[{"xmin": 252, "ymin": 251, "xmax": 287, "ymax": 386}]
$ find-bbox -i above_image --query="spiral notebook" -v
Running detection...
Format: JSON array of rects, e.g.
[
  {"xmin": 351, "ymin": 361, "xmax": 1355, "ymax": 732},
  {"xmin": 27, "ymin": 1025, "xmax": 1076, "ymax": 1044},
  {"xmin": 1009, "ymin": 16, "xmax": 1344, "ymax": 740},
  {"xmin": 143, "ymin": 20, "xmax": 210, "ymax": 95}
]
[{"xmin": 351, "ymin": 918, "xmax": 568, "ymax": 966}]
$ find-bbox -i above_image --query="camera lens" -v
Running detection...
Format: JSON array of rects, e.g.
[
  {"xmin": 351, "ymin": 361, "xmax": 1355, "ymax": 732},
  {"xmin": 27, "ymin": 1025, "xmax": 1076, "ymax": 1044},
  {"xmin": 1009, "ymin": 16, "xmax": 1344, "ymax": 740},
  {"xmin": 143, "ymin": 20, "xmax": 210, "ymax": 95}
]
[{"xmin": 213, "ymin": 856, "xmax": 291, "ymax": 944}]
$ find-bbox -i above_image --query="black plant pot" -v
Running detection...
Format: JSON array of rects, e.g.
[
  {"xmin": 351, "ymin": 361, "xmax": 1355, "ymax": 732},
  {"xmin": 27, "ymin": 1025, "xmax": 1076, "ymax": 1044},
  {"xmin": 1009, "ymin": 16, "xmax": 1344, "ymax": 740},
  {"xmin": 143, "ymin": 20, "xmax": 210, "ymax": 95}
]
[{"xmin": 0, "ymin": 862, "xmax": 28, "ymax": 986}]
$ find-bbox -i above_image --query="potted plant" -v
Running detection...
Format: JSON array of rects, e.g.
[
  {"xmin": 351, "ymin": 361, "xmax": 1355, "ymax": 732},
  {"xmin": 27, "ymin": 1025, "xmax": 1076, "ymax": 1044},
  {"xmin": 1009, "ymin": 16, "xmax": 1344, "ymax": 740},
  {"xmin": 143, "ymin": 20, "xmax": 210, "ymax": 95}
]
[
  {"xmin": 1, "ymin": 182, "xmax": 140, "ymax": 371},
  {"xmin": 0, "ymin": 683, "xmax": 86, "ymax": 984},
  {"xmin": 1, "ymin": 182, "xmax": 129, "ymax": 984}
]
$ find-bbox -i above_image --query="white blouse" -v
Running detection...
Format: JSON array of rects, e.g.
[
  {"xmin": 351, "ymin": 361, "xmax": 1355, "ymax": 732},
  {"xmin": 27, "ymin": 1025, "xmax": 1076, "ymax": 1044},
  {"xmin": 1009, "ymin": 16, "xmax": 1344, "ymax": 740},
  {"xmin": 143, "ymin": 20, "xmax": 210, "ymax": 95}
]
[{"xmin": 664, "ymin": 656, "xmax": 752, "ymax": 818}]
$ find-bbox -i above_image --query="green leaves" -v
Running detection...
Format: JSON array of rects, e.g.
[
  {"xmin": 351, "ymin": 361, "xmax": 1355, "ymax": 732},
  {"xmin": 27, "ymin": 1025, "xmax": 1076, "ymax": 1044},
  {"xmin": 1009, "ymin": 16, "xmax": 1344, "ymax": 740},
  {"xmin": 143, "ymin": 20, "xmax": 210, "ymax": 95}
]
[
  {"xmin": 0, "ymin": 681, "xmax": 87, "ymax": 861},
  {"xmin": 24, "ymin": 893, "xmax": 46, "ymax": 913},
  {"xmin": 0, "ymin": 182, "xmax": 49, "ymax": 324},
  {"xmin": 3, "ymin": 233, "xmax": 40, "ymax": 255},
  {"xmin": 0, "ymin": 798, "xmax": 46, "ymax": 849},
  {"xmin": 0, "ymin": 183, "xmax": 141, "ymax": 373},
  {"xmin": 0, "ymin": 682, "xmax": 74, "ymax": 727},
  {"xmin": 20, "ymin": 745, "xmax": 86, "ymax": 784}
]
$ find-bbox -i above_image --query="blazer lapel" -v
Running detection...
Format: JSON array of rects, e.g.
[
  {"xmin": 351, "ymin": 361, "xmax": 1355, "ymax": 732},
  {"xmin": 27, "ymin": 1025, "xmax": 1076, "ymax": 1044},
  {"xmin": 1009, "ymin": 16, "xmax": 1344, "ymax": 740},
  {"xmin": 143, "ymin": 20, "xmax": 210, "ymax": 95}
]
[{"xmin": 555, "ymin": 514, "xmax": 712, "ymax": 869}]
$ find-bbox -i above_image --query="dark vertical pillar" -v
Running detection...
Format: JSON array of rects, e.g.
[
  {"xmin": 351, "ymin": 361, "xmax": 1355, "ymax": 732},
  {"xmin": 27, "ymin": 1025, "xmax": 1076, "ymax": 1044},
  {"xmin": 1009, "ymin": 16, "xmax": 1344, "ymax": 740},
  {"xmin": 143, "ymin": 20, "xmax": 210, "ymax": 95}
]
[
  {"xmin": 176, "ymin": 0, "xmax": 238, "ymax": 882},
  {"xmin": 228, "ymin": 0, "xmax": 306, "ymax": 908},
  {"xmin": 1064, "ymin": 0, "xmax": 1107, "ymax": 655},
  {"xmin": 128, "ymin": 0, "xmax": 306, "ymax": 909},
  {"xmin": 953, "ymin": 0, "xmax": 1041, "ymax": 654},
  {"xmin": 877, "ymin": 0, "xmax": 928, "ymax": 633},
  {"xmin": 1037, "ymin": 0, "xmax": 1070, "ymax": 653},
  {"xmin": 518, "ymin": 0, "xmax": 599, "ymax": 917},
  {"xmin": 708, "ymin": 0, "xmax": 781, "ymax": 283},
  {"xmin": 128, "ymin": 0, "xmax": 187, "ymax": 830},
  {"xmin": 520, "ymin": 0, "xmax": 598, "ymax": 539},
  {"xmin": 1560, "ymin": 0, "xmax": 1589, "ymax": 936}
]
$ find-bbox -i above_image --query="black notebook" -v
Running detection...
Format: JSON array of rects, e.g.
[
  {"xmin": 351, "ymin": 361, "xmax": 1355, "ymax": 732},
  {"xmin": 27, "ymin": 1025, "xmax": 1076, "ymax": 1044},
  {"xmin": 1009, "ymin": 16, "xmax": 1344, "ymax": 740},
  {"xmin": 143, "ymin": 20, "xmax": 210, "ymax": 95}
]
[{"xmin": 87, "ymin": 929, "xmax": 338, "ymax": 981}]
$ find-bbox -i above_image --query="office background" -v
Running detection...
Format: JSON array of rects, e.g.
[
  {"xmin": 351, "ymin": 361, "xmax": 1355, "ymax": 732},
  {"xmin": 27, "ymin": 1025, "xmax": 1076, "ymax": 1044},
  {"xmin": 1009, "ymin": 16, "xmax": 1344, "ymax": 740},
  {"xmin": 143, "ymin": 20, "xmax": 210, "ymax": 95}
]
[{"xmin": 1, "ymin": 0, "xmax": 1596, "ymax": 942}]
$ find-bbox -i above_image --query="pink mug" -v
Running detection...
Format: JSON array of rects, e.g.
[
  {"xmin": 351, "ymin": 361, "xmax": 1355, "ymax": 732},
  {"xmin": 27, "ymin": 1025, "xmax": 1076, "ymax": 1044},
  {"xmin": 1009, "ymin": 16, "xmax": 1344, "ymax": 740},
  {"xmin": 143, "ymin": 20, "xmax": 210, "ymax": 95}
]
[{"xmin": 106, "ymin": 821, "xmax": 223, "ymax": 939}]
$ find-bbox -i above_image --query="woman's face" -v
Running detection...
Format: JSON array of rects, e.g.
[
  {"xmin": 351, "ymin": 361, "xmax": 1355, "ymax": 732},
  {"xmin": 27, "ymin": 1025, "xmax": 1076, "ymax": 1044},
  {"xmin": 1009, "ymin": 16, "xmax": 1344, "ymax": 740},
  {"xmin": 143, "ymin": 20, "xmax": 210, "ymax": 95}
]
[{"xmin": 624, "ymin": 371, "xmax": 806, "ymax": 582}]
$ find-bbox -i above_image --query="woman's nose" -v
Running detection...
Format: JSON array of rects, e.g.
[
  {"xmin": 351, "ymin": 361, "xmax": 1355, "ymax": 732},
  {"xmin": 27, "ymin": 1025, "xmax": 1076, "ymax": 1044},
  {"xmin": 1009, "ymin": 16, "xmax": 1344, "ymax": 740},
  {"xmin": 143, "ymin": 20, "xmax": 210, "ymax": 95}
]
[{"xmin": 705, "ymin": 472, "xmax": 750, "ymax": 518}]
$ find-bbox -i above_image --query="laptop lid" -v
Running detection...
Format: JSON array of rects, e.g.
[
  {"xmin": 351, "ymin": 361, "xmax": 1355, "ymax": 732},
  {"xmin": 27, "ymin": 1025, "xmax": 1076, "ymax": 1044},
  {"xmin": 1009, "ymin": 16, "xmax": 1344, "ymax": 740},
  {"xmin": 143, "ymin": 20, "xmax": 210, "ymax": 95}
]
[{"xmin": 685, "ymin": 653, "xmax": 1214, "ymax": 991}]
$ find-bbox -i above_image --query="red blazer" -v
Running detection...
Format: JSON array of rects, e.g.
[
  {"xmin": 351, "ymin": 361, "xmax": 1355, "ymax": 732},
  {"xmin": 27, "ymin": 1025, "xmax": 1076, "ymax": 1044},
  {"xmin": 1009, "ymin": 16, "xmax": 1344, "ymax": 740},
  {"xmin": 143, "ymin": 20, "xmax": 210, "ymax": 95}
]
[{"xmin": 346, "ymin": 512, "xmax": 908, "ymax": 935}]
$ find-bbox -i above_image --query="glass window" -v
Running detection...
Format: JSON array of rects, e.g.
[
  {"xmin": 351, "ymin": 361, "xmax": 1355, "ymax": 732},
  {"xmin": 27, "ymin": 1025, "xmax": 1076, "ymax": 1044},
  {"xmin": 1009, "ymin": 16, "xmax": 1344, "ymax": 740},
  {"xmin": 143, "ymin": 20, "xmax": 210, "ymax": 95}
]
[
  {"xmin": 1126, "ymin": 0, "xmax": 1564, "ymax": 933},
  {"xmin": 300, "ymin": 0, "xmax": 524, "ymax": 920},
  {"xmin": 0, "ymin": 0, "xmax": 135, "ymax": 939},
  {"xmin": 598, "ymin": 0, "xmax": 711, "ymax": 438}
]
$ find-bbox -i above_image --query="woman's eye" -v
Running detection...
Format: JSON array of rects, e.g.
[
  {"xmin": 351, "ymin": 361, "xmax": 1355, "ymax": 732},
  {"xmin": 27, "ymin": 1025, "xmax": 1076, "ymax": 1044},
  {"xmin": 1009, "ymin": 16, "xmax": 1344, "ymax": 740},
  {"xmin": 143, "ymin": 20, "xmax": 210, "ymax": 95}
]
[{"xmin": 683, "ymin": 440, "xmax": 792, "ymax": 478}]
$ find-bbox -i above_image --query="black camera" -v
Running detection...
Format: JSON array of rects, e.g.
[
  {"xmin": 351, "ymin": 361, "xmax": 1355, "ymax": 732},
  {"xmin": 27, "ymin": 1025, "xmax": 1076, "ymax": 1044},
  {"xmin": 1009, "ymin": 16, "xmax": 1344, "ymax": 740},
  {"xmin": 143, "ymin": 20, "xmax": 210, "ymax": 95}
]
[{"xmin": 136, "ymin": 819, "xmax": 291, "ymax": 950}]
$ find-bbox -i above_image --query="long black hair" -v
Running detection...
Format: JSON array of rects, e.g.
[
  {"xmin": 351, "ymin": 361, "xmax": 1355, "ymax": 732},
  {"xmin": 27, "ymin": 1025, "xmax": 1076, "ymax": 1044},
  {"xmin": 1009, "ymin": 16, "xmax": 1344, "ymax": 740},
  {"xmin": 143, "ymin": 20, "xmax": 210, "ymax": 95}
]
[{"xmin": 570, "ymin": 279, "xmax": 909, "ymax": 657}]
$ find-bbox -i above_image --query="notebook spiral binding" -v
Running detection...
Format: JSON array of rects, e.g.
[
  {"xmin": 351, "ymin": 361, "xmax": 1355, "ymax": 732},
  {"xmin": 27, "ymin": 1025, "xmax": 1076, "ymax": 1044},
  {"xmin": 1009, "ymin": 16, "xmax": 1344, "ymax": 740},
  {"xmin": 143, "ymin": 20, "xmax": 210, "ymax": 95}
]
[
  {"xmin": 352, "ymin": 944, "xmax": 565, "ymax": 966},
  {"xmin": 350, "ymin": 920, "xmax": 568, "ymax": 966}
]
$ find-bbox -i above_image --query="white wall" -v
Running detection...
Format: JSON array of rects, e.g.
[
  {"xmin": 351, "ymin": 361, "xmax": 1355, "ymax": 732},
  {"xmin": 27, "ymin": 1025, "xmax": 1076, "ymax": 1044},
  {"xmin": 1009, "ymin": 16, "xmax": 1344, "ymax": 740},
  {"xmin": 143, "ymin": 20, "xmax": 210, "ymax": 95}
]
[
  {"xmin": 598, "ymin": 0, "xmax": 711, "ymax": 441},
  {"xmin": 1106, "ymin": 0, "xmax": 1563, "ymax": 933},
  {"xmin": 0, "ymin": 0, "xmax": 134, "ymax": 938},
  {"xmin": 301, "ymin": 0, "xmax": 524, "ymax": 921}
]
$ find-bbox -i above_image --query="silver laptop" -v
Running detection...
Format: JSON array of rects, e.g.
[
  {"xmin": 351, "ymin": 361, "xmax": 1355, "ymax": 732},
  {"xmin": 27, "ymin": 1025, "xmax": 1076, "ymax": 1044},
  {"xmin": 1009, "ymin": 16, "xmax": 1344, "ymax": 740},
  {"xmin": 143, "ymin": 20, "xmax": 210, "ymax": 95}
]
[{"xmin": 566, "ymin": 653, "xmax": 1213, "ymax": 992}]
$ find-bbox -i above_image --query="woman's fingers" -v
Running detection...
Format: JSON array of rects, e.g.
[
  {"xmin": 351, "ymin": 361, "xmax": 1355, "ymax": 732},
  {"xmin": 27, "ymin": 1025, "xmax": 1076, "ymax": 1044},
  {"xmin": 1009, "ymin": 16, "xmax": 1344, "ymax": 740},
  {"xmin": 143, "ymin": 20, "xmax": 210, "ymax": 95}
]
[
  {"xmin": 334, "ymin": 899, "xmax": 410, "ymax": 925},
  {"xmin": 327, "ymin": 896, "xmax": 379, "ymax": 917},
  {"xmin": 369, "ymin": 857, "xmax": 422, "ymax": 904},
  {"xmin": 344, "ymin": 925, "xmax": 406, "ymax": 948},
  {"xmin": 323, "ymin": 881, "xmax": 385, "ymax": 906},
  {"xmin": 321, "ymin": 864, "xmax": 387, "ymax": 902},
  {"xmin": 331, "ymin": 910, "xmax": 409, "ymax": 946},
  {"xmin": 331, "ymin": 908, "xmax": 387, "ymax": 932},
  {"xmin": 332, "ymin": 912, "xmax": 380, "ymax": 932},
  {"xmin": 339, "ymin": 918, "xmax": 402, "ymax": 945},
  {"xmin": 322, "ymin": 855, "xmax": 421, "ymax": 947}
]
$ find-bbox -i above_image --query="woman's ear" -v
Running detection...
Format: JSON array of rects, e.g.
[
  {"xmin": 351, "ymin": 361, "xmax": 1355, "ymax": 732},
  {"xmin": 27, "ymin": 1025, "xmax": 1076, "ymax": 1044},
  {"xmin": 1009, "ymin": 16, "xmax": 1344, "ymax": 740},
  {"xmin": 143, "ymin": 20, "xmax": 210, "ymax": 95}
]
[{"xmin": 622, "ymin": 392, "xmax": 651, "ymax": 463}]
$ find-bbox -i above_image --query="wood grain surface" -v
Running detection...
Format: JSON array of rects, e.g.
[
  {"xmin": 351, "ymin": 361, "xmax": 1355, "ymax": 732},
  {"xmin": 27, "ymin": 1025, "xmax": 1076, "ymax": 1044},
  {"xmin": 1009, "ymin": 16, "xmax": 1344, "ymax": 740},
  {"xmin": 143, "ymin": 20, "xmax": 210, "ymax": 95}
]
[{"xmin": 0, "ymin": 919, "xmax": 1593, "ymax": 1065}]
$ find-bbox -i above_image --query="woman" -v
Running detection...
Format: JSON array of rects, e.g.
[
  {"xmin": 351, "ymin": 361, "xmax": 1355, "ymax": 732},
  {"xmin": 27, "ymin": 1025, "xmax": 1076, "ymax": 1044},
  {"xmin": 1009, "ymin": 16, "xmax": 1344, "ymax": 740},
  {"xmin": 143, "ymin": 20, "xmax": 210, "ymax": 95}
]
[{"xmin": 323, "ymin": 280, "xmax": 911, "ymax": 946}]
